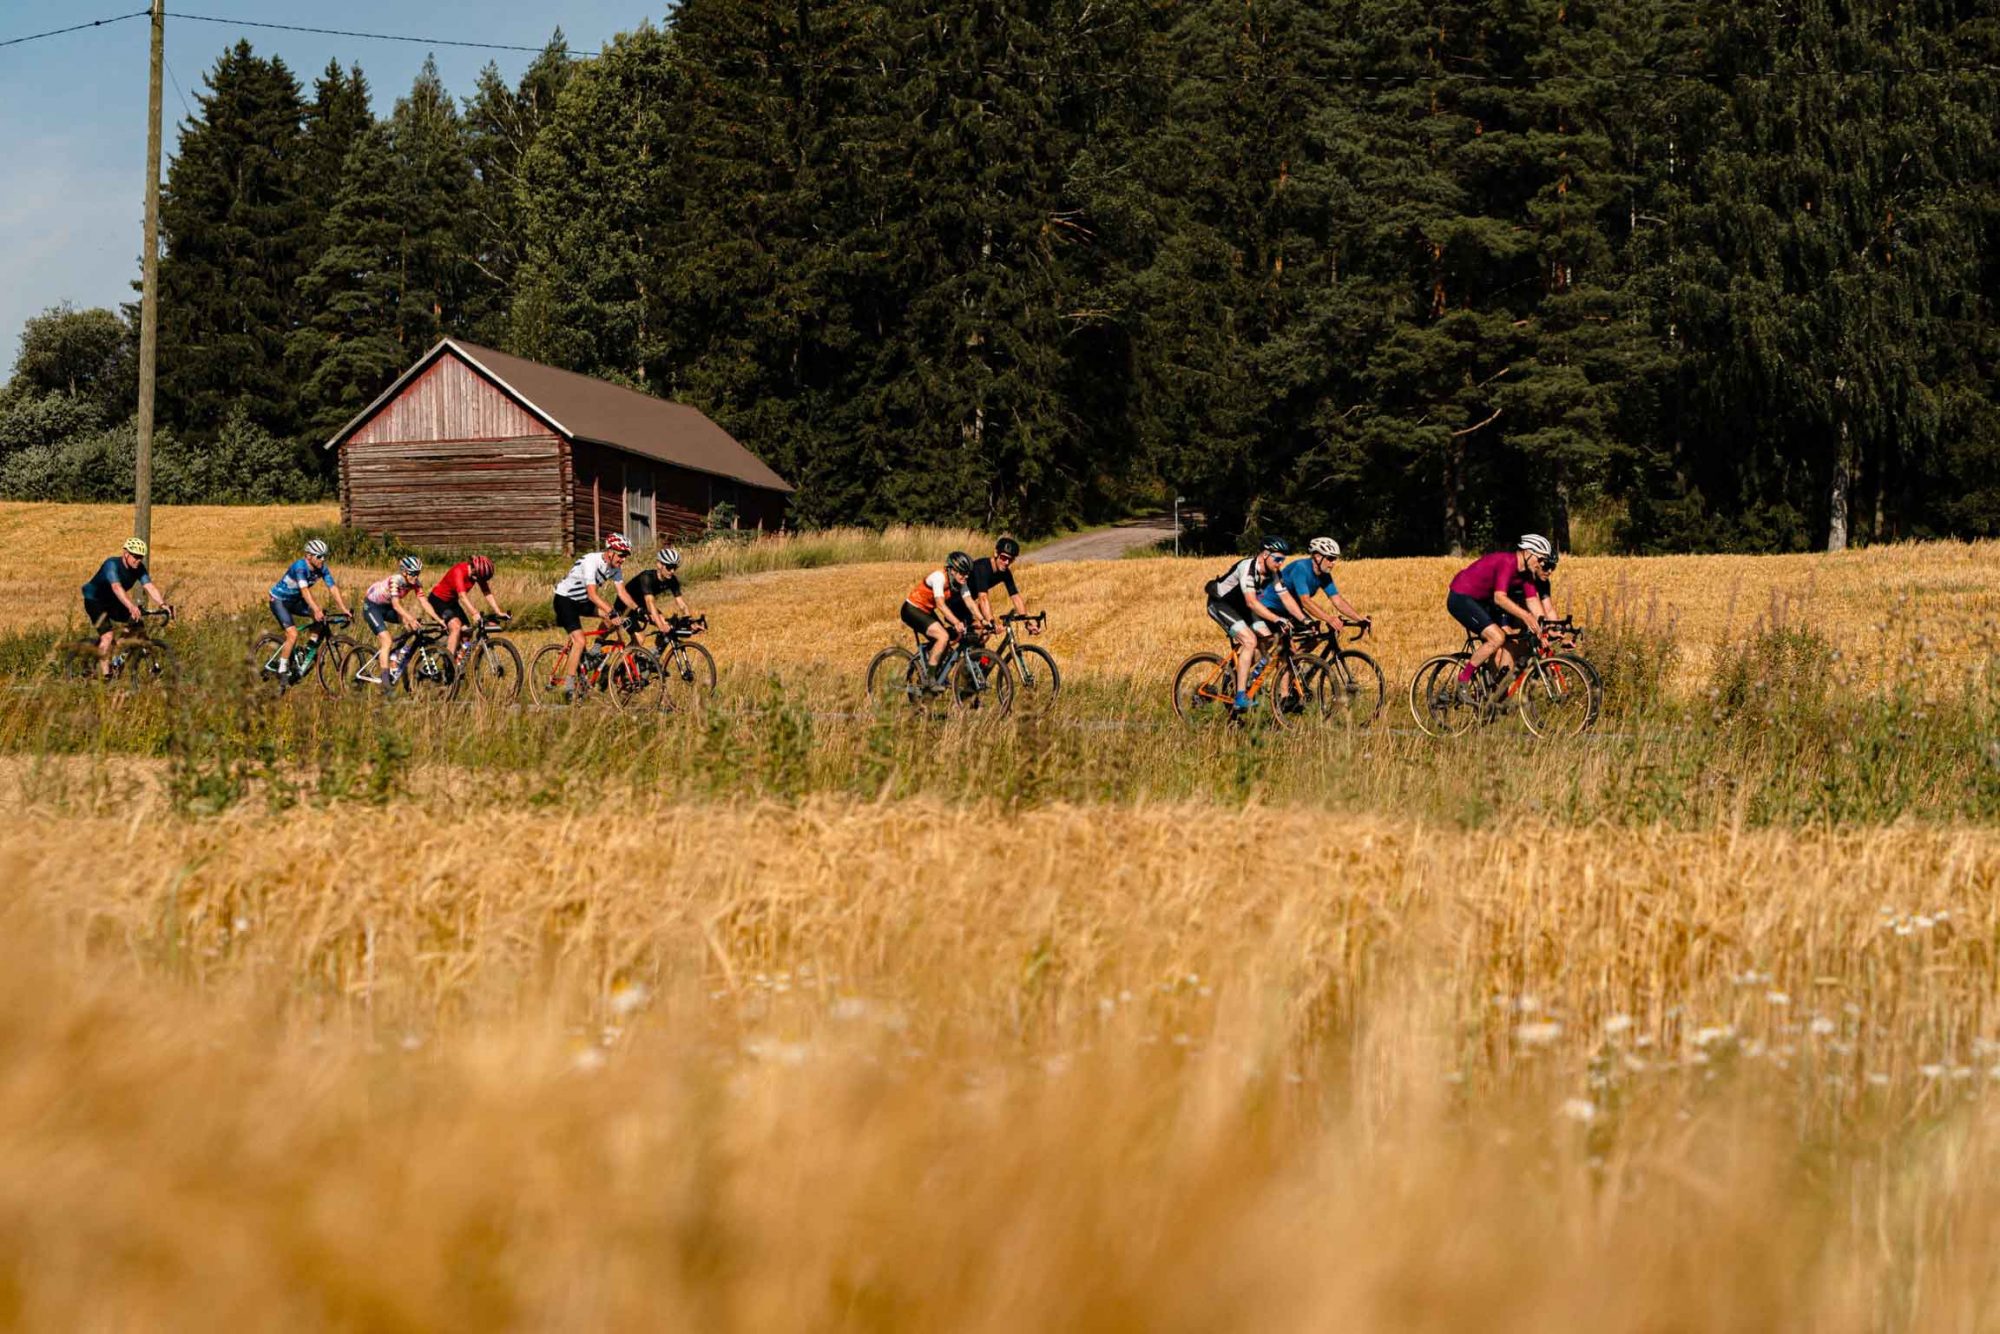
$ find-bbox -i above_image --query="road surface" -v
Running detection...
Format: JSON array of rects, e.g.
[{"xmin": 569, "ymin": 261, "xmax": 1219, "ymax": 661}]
[{"xmin": 1030, "ymin": 518, "xmax": 1178, "ymax": 563}]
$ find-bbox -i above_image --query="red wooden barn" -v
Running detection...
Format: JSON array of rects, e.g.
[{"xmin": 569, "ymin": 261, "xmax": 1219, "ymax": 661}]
[{"xmin": 325, "ymin": 339, "xmax": 793, "ymax": 553}]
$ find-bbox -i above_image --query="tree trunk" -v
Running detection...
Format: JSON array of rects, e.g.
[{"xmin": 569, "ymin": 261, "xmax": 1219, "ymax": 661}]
[
  {"xmin": 1445, "ymin": 435, "xmax": 1467, "ymax": 556},
  {"xmin": 1826, "ymin": 416, "xmax": 1851, "ymax": 553}
]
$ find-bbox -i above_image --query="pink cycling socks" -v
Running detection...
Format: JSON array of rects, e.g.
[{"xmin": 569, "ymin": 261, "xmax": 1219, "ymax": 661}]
[{"xmin": 1457, "ymin": 662, "xmax": 1475, "ymax": 683}]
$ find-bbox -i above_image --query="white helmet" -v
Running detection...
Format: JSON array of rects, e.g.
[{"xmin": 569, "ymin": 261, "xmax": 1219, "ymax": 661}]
[
  {"xmin": 304, "ymin": 538, "xmax": 330, "ymax": 558},
  {"xmin": 1308, "ymin": 536, "xmax": 1340, "ymax": 559},
  {"xmin": 657, "ymin": 546, "xmax": 681, "ymax": 568},
  {"xmin": 1517, "ymin": 533, "xmax": 1554, "ymax": 560}
]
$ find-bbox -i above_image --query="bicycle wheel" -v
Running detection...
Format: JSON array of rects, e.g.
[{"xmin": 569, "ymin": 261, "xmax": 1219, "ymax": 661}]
[
  {"xmin": 308, "ymin": 636, "xmax": 351, "ymax": 697},
  {"xmin": 670, "ymin": 640, "xmax": 717, "ymax": 692},
  {"xmin": 249, "ymin": 634, "xmax": 292, "ymax": 690},
  {"xmin": 658, "ymin": 644, "xmax": 714, "ymax": 716},
  {"xmin": 459, "ymin": 637, "xmax": 525, "ymax": 704},
  {"xmin": 950, "ymin": 650, "xmax": 1013, "ymax": 717},
  {"xmin": 1317, "ymin": 649, "xmax": 1385, "ymax": 728},
  {"xmin": 1520, "ymin": 655, "xmax": 1600, "ymax": 737},
  {"xmin": 531, "ymin": 644, "xmax": 578, "ymax": 705},
  {"xmin": 1172, "ymin": 652, "xmax": 1236, "ymax": 727},
  {"xmin": 867, "ymin": 646, "xmax": 921, "ymax": 707},
  {"xmin": 604, "ymin": 647, "xmax": 661, "ymax": 709},
  {"xmin": 1409, "ymin": 655, "xmax": 1478, "ymax": 738},
  {"xmin": 403, "ymin": 643, "xmax": 457, "ymax": 699},
  {"xmin": 1004, "ymin": 644, "xmax": 1060, "ymax": 714}
]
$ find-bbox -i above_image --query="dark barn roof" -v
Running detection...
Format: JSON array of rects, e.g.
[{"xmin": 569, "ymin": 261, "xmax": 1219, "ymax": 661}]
[{"xmin": 329, "ymin": 338, "xmax": 793, "ymax": 494}]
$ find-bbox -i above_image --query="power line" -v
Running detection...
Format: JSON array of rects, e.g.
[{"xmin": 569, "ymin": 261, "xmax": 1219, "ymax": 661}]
[
  {"xmin": 164, "ymin": 11, "xmax": 555, "ymax": 54},
  {"xmin": 0, "ymin": 9, "xmax": 148, "ymax": 49}
]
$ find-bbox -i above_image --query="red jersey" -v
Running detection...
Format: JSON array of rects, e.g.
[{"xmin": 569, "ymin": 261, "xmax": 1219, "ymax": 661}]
[{"xmin": 430, "ymin": 561, "xmax": 489, "ymax": 603}]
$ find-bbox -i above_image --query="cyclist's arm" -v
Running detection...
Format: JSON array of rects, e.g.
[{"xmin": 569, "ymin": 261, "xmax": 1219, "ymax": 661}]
[
  {"xmin": 301, "ymin": 587, "xmax": 326, "ymax": 621},
  {"xmin": 114, "ymin": 581, "xmax": 145, "ymax": 619},
  {"xmin": 672, "ymin": 592, "xmax": 692, "ymax": 617},
  {"xmin": 642, "ymin": 593, "xmax": 670, "ymax": 632},
  {"xmin": 936, "ymin": 598, "xmax": 968, "ymax": 634},
  {"xmin": 1328, "ymin": 592, "xmax": 1366, "ymax": 623},
  {"xmin": 396, "ymin": 598, "xmax": 424, "ymax": 631},
  {"xmin": 972, "ymin": 590, "xmax": 995, "ymax": 626},
  {"xmin": 477, "ymin": 582, "xmax": 507, "ymax": 618},
  {"xmin": 331, "ymin": 585, "xmax": 353, "ymax": 614},
  {"xmin": 455, "ymin": 590, "xmax": 481, "ymax": 623},
  {"xmin": 1491, "ymin": 588, "xmax": 1540, "ymax": 634},
  {"xmin": 1247, "ymin": 588, "xmax": 1289, "ymax": 624}
]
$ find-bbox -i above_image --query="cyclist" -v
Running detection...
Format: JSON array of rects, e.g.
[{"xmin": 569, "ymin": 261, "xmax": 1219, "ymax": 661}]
[
  {"xmin": 358, "ymin": 556, "xmax": 442, "ymax": 687},
  {"xmin": 268, "ymin": 537, "xmax": 351, "ymax": 679},
  {"xmin": 426, "ymin": 553, "xmax": 508, "ymax": 662},
  {"xmin": 1205, "ymin": 536, "xmax": 1293, "ymax": 711},
  {"xmin": 1259, "ymin": 536, "xmax": 1372, "ymax": 636},
  {"xmin": 552, "ymin": 532, "xmax": 638, "ymax": 691},
  {"xmin": 1446, "ymin": 534, "xmax": 1554, "ymax": 693},
  {"xmin": 81, "ymin": 537, "xmax": 171, "ymax": 677},
  {"xmin": 1504, "ymin": 546, "xmax": 1559, "ymax": 635},
  {"xmin": 953, "ymin": 535, "xmax": 1035, "ymax": 635},
  {"xmin": 900, "ymin": 550, "xmax": 975, "ymax": 690},
  {"xmin": 625, "ymin": 545, "xmax": 694, "ymax": 636}
]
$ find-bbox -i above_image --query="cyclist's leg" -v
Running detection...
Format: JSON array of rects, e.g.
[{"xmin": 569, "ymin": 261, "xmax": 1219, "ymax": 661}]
[
  {"xmin": 553, "ymin": 595, "xmax": 591, "ymax": 681},
  {"xmin": 1447, "ymin": 593, "xmax": 1504, "ymax": 680},
  {"xmin": 270, "ymin": 597, "xmax": 302, "ymax": 667}
]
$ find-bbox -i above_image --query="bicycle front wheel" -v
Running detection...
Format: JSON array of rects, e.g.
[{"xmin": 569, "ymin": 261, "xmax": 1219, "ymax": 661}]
[
  {"xmin": 1004, "ymin": 644, "xmax": 1060, "ymax": 714},
  {"xmin": 1520, "ymin": 654, "xmax": 1600, "ymax": 737},
  {"xmin": 659, "ymin": 642, "xmax": 715, "ymax": 716},
  {"xmin": 1319, "ymin": 649, "xmax": 1385, "ymax": 728},
  {"xmin": 404, "ymin": 644, "xmax": 457, "ymax": 699}
]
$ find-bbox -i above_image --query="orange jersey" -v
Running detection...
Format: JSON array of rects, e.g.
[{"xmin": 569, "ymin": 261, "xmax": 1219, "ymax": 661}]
[{"xmin": 905, "ymin": 570, "xmax": 949, "ymax": 613}]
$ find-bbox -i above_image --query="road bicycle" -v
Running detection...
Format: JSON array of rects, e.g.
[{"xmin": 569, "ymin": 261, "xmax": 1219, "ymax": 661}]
[
  {"xmin": 530, "ymin": 622, "xmax": 662, "ymax": 708},
  {"xmin": 445, "ymin": 612, "xmax": 524, "ymax": 703},
  {"xmin": 51, "ymin": 606, "xmax": 176, "ymax": 689},
  {"xmin": 1408, "ymin": 627, "xmax": 1600, "ymax": 738},
  {"xmin": 250, "ymin": 613, "xmax": 355, "ymax": 695},
  {"xmin": 341, "ymin": 622, "xmax": 456, "ymax": 699},
  {"xmin": 1290, "ymin": 619, "xmax": 1386, "ymax": 727},
  {"xmin": 1171, "ymin": 624, "xmax": 1314, "ymax": 729},
  {"xmin": 985, "ymin": 611, "xmax": 1059, "ymax": 714},
  {"xmin": 1540, "ymin": 616, "xmax": 1602, "ymax": 693},
  {"xmin": 637, "ymin": 613, "xmax": 716, "ymax": 715},
  {"xmin": 866, "ymin": 628, "xmax": 1014, "ymax": 718}
]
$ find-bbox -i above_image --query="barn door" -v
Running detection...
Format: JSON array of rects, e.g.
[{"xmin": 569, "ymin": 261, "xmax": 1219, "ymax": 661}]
[{"xmin": 624, "ymin": 460, "xmax": 655, "ymax": 547}]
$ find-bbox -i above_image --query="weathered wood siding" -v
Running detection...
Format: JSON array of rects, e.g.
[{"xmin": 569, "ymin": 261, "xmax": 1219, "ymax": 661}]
[
  {"xmin": 349, "ymin": 355, "xmax": 547, "ymax": 446},
  {"xmin": 563, "ymin": 442, "xmax": 788, "ymax": 550},
  {"xmin": 342, "ymin": 435, "xmax": 567, "ymax": 551}
]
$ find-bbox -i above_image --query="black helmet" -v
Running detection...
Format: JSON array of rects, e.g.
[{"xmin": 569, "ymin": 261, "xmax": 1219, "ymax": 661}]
[
  {"xmin": 994, "ymin": 535, "xmax": 1021, "ymax": 559},
  {"xmin": 1259, "ymin": 536, "xmax": 1290, "ymax": 556},
  {"xmin": 946, "ymin": 550, "xmax": 973, "ymax": 576}
]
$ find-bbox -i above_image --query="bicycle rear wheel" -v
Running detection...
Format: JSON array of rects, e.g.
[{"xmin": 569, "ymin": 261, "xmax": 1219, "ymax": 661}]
[
  {"xmin": 1409, "ymin": 655, "xmax": 1478, "ymax": 737},
  {"xmin": 249, "ymin": 633, "xmax": 292, "ymax": 691},
  {"xmin": 867, "ymin": 646, "xmax": 921, "ymax": 707},
  {"xmin": 1520, "ymin": 655, "xmax": 1600, "ymax": 737},
  {"xmin": 403, "ymin": 643, "xmax": 457, "ymax": 699},
  {"xmin": 1004, "ymin": 644, "xmax": 1060, "ymax": 714},
  {"xmin": 1172, "ymin": 652, "xmax": 1236, "ymax": 727},
  {"xmin": 530, "ymin": 644, "xmax": 575, "ymax": 705}
]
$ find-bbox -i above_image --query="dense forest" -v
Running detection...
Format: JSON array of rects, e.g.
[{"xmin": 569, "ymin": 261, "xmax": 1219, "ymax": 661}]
[{"xmin": 2, "ymin": 0, "xmax": 1996, "ymax": 552}]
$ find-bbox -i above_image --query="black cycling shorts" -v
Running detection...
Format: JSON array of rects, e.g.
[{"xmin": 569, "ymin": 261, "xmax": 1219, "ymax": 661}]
[
  {"xmin": 1447, "ymin": 591, "xmax": 1499, "ymax": 636},
  {"xmin": 361, "ymin": 600, "xmax": 397, "ymax": 636},
  {"xmin": 83, "ymin": 595, "xmax": 132, "ymax": 631},
  {"xmin": 553, "ymin": 593, "xmax": 596, "ymax": 634},
  {"xmin": 901, "ymin": 601, "xmax": 940, "ymax": 639},
  {"xmin": 427, "ymin": 592, "xmax": 465, "ymax": 625},
  {"xmin": 1206, "ymin": 595, "xmax": 1271, "ymax": 640}
]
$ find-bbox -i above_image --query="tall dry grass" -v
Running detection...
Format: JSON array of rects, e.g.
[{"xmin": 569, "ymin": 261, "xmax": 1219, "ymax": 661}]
[{"xmin": 2, "ymin": 796, "xmax": 1999, "ymax": 1327}]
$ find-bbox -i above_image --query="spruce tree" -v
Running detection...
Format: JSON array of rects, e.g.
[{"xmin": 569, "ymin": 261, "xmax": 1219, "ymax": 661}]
[{"xmin": 156, "ymin": 42, "xmax": 312, "ymax": 438}]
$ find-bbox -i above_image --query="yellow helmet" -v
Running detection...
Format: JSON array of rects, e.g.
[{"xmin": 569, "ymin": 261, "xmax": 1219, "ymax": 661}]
[{"xmin": 123, "ymin": 537, "xmax": 148, "ymax": 558}]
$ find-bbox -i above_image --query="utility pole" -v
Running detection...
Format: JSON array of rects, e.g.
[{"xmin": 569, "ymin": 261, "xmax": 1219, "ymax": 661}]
[{"xmin": 133, "ymin": 0, "xmax": 164, "ymax": 543}]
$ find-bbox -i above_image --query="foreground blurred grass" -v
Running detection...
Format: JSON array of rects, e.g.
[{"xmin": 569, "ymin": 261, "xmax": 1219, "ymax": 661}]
[{"xmin": 2, "ymin": 798, "xmax": 1999, "ymax": 1327}]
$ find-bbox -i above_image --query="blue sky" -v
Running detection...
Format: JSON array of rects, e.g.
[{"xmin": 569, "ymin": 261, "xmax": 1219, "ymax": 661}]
[{"xmin": 0, "ymin": 1, "xmax": 655, "ymax": 376}]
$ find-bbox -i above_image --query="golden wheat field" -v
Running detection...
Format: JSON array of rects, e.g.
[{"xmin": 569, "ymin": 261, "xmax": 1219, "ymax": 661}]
[
  {"xmin": 3, "ymin": 503, "xmax": 2000, "ymax": 1327},
  {"xmin": 7, "ymin": 503, "xmax": 1996, "ymax": 696}
]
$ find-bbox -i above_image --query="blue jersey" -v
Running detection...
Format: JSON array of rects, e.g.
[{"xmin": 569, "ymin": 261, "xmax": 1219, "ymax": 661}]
[
  {"xmin": 270, "ymin": 558, "xmax": 336, "ymax": 602},
  {"xmin": 82, "ymin": 555, "xmax": 150, "ymax": 602},
  {"xmin": 1258, "ymin": 557, "xmax": 1336, "ymax": 613}
]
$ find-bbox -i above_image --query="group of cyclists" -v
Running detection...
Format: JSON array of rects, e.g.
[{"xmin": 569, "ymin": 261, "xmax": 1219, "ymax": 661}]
[{"xmin": 78, "ymin": 524, "xmax": 1563, "ymax": 710}]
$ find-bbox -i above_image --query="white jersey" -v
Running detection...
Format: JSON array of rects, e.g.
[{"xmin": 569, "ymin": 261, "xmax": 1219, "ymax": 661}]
[
  {"xmin": 555, "ymin": 552, "xmax": 624, "ymax": 600},
  {"xmin": 1211, "ymin": 556, "xmax": 1269, "ymax": 603}
]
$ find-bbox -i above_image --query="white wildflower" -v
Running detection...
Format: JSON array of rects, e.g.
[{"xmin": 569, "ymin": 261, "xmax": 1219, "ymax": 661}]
[
  {"xmin": 1514, "ymin": 1021, "xmax": 1563, "ymax": 1047},
  {"xmin": 1603, "ymin": 1014, "xmax": 1635, "ymax": 1036},
  {"xmin": 1810, "ymin": 1017, "xmax": 1838, "ymax": 1036},
  {"xmin": 609, "ymin": 980, "xmax": 651, "ymax": 1017},
  {"xmin": 1559, "ymin": 1098, "xmax": 1599, "ymax": 1125},
  {"xmin": 1765, "ymin": 991, "xmax": 1791, "ymax": 1006}
]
